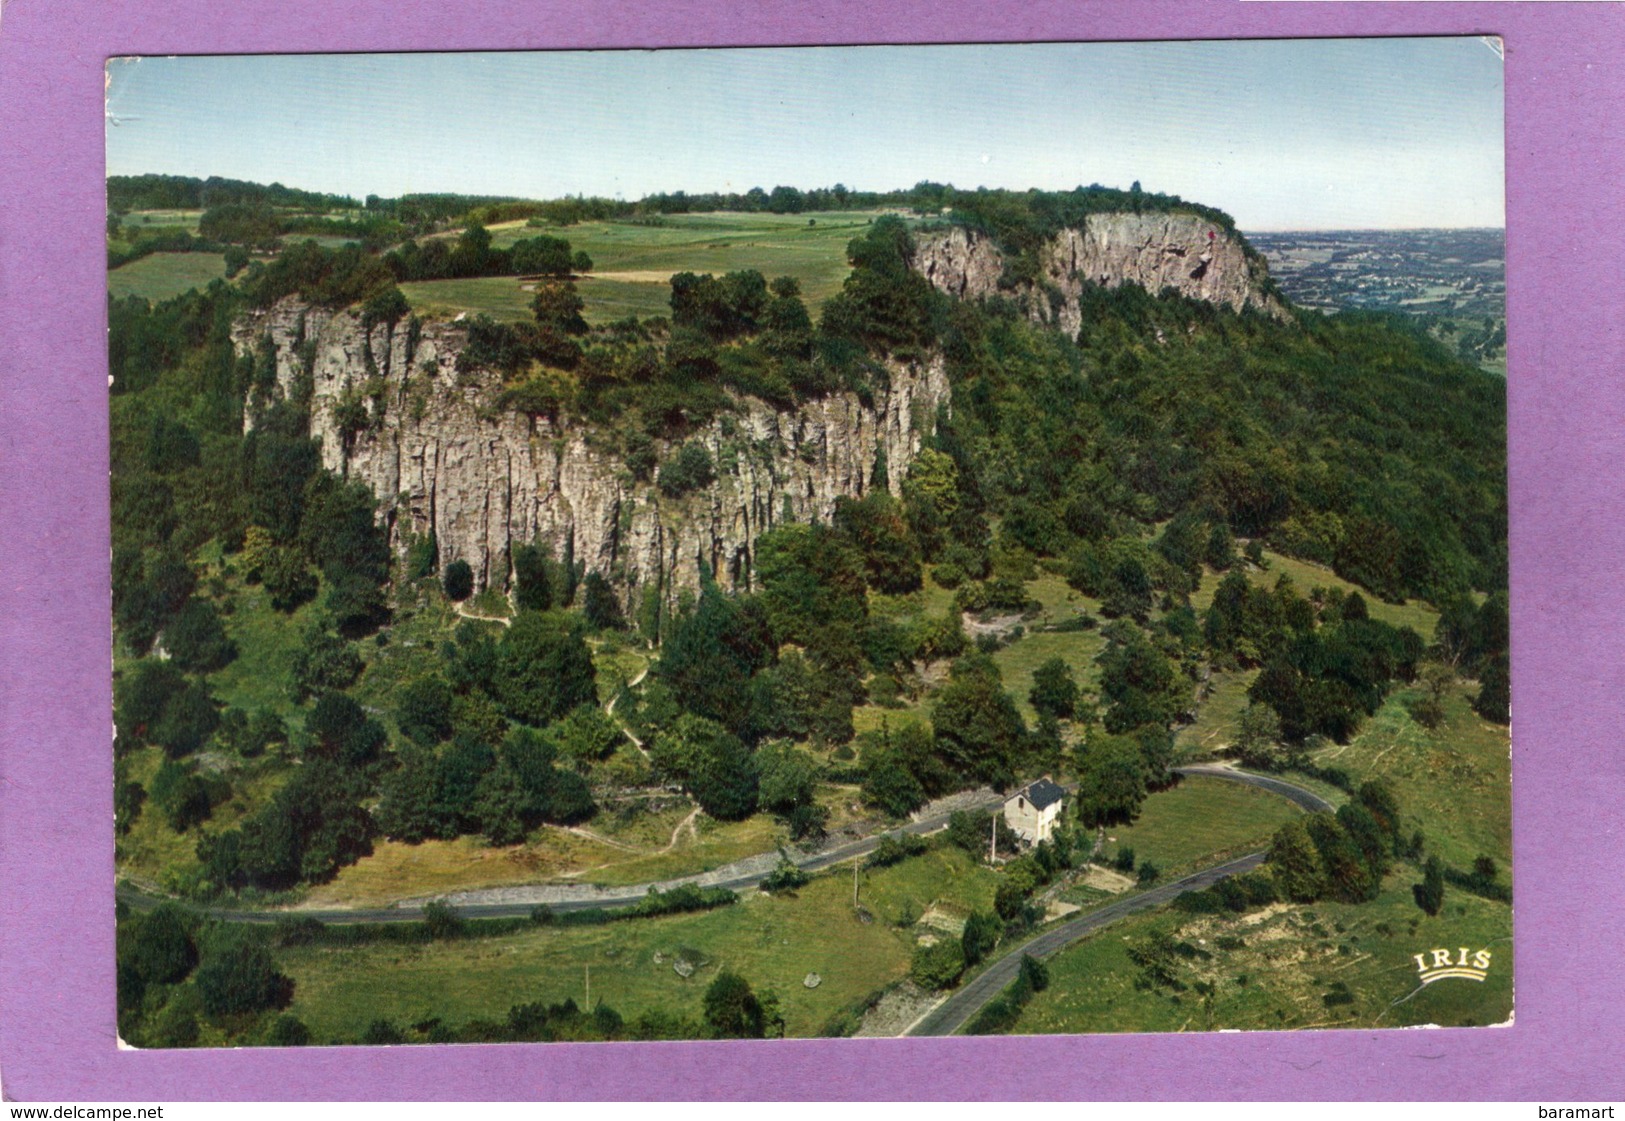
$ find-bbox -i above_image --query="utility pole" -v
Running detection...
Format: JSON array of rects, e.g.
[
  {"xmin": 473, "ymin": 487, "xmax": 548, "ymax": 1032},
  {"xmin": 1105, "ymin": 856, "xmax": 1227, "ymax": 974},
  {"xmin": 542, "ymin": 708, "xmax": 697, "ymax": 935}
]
[
  {"xmin": 989, "ymin": 812, "xmax": 997, "ymax": 865},
  {"xmin": 853, "ymin": 862, "xmax": 860, "ymax": 908},
  {"xmin": 585, "ymin": 963, "xmax": 591, "ymax": 1010}
]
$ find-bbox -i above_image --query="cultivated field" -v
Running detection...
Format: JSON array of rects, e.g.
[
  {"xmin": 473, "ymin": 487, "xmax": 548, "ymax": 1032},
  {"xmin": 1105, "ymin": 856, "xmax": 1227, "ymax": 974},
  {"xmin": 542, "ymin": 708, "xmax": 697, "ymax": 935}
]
[
  {"xmin": 402, "ymin": 210, "xmax": 904, "ymax": 326},
  {"xmin": 108, "ymin": 252, "xmax": 229, "ymax": 302}
]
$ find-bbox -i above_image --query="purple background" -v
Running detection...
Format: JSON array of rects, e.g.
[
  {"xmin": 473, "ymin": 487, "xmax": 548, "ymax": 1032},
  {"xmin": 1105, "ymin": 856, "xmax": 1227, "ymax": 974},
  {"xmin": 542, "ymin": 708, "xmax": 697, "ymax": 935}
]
[{"xmin": 1, "ymin": 0, "xmax": 1621, "ymax": 1101}]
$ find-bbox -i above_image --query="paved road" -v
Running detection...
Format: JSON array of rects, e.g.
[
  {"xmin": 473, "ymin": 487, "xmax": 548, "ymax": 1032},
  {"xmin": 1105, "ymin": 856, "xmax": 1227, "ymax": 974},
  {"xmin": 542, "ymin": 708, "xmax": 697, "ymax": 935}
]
[
  {"xmin": 117, "ymin": 766, "xmax": 1327, "ymax": 927},
  {"xmin": 1173, "ymin": 764, "xmax": 1335, "ymax": 813},
  {"xmin": 903, "ymin": 766, "xmax": 1333, "ymax": 1038},
  {"xmin": 904, "ymin": 851, "xmax": 1267, "ymax": 1037},
  {"xmin": 115, "ymin": 788, "xmax": 1010, "ymax": 924}
]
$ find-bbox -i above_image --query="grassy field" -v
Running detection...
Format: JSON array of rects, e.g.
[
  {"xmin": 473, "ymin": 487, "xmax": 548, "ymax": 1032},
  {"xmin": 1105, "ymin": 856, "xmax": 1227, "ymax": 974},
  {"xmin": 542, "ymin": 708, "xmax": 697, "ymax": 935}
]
[
  {"xmin": 279, "ymin": 844, "xmax": 999, "ymax": 1041},
  {"xmin": 115, "ymin": 745, "xmax": 288, "ymax": 890},
  {"xmin": 1192, "ymin": 549, "xmax": 1441, "ymax": 637},
  {"xmin": 993, "ymin": 629, "xmax": 1107, "ymax": 725},
  {"xmin": 108, "ymin": 252, "xmax": 229, "ymax": 301},
  {"xmin": 1008, "ymin": 873, "xmax": 1512, "ymax": 1035},
  {"xmin": 1095, "ymin": 775, "xmax": 1306, "ymax": 878},
  {"xmin": 404, "ymin": 210, "xmax": 903, "ymax": 326},
  {"xmin": 1175, "ymin": 668, "xmax": 1259, "ymax": 758},
  {"xmin": 301, "ymin": 831, "xmax": 625, "ymax": 908},
  {"xmin": 122, "ymin": 209, "xmax": 204, "ymax": 231},
  {"xmin": 1307, "ymin": 679, "xmax": 1511, "ymax": 870}
]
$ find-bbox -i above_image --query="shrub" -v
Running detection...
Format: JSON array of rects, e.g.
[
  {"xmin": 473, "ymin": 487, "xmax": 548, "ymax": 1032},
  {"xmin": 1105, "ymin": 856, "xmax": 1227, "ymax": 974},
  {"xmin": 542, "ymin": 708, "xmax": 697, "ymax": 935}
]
[
  {"xmin": 443, "ymin": 559, "xmax": 474, "ymax": 601},
  {"xmin": 423, "ymin": 900, "xmax": 465, "ymax": 939},
  {"xmin": 910, "ymin": 939, "xmax": 966, "ymax": 990},
  {"xmin": 760, "ymin": 856, "xmax": 810, "ymax": 894},
  {"xmin": 657, "ymin": 442, "xmax": 716, "ymax": 498}
]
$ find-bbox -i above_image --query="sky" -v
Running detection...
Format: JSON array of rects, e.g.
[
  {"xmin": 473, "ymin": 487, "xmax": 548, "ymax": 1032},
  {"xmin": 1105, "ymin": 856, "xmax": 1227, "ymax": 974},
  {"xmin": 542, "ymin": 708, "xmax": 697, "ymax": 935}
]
[{"xmin": 105, "ymin": 38, "xmax": 1505, "ymax": 231}]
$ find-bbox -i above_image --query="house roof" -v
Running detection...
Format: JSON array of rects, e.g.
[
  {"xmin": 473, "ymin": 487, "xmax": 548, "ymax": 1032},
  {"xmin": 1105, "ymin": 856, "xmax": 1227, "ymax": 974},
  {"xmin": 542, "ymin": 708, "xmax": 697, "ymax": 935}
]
[{"xmin": 1013, "ymin": 778, "xmax": 1066, "ymax": 811}]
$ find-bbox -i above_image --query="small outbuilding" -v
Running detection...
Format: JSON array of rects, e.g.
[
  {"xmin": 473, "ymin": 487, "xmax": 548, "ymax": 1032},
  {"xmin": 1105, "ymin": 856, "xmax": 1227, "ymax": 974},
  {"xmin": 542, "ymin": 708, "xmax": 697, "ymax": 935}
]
[{"xmin": 1004, "ymin": 777, "xmax": 1066, "ymax": 845}]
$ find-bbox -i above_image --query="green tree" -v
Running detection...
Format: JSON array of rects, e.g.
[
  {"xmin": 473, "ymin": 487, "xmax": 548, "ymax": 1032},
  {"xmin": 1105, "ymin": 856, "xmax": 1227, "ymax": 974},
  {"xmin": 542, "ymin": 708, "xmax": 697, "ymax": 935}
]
[
  {"xmin": 703, "ymin": 971, "xmax": 766, "ymax": 1039},
  {"xmin": 492, "ymin": 611, "xmax": 597, "ymax": 727},
  {"xmin": 1073, "ymin": 732, "xmax": 1147, "ymax": 828},
  {"xmin": 931, "ymin": 656, "xmax": 1025, "ymax": 787},
  {"xmin": 961, "ymin": 910, "xmax": 1002, "ymax": 967},
  {"xmin": 1029, "ymin": 657, "xmax": 1079, "ymax": 721},
  {"xmin": 443, "ymin": 559, "xmax": 473, "ymax": 601},
  {"xmin": 531, "ymin": 280, "xmax": 589, "ymax": 336},
  {"xmin": 305, "ymin": 692, "xmax": 386, "ymax": 766},
  {"xmin": 546, "ymin": 704, "xmax": 622, "ymax": 765},
  {"xmin": 396, "ymin": 675, "xmax": 454, "ymax": 745},
  {"xmin": 1267, "ymin": 817, "xmax": 1327, "ymax": 902},
  {"xmin": 581, "ymin": 572, "xmax": 625, "ymax": 630},
  {"xmin": 163, "ymin": 599, "xmax": 237, "ymax": 673},
  {"xmin": 860, "ymin": 737, "xmax": 927, "ymax": 818},
  {"xmin": 755, "ymin": 523, "xmax": 869, "ymax": 646},
  {"xmin": 910, "ymin": 939, "xmax": 967, "ymax": 990},
  {"xmin": 901, "ymin": 449, "xmax": 961, "ymax": 559},
  {"xmin": 375, "ymin": 744, "xmax": 444, "ymax": 843},
  {"xmin": 122, "ymin": 904, "xmax": 197, "ymax": 986},
  {"xmin": 1414, "ymin": 855, "xmax": 1446, "ymax": 916},
  {"xmin": 195, "ymin": 929, "xmax": 292, "ymax": 1016},
  {"xmin": 654, "ymin": 582, "xmax": 774, "ymax": 737},
  {"xmin": 1233, "ymin": 703, "xmax": 1284, "ymax": 769},
  {"xmin": 755, "ymin": 740, "xmax": 819, "ymax": 817},
  {"xmin": 832, "ymin": 491, "xmax": 922, "ymax": 594},
  {"xmin": 264, "ymin": 1014, "xmax": 311, "ymax": 1046}
]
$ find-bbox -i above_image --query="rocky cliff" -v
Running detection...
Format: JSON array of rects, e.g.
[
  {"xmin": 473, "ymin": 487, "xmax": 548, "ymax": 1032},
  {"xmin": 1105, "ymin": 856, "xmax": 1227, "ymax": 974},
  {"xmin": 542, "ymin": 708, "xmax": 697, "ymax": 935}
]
[
  {"xmin": 232, "ymin": 210, "xmax": 1279, "ymax": 608},
  {"xmin": 232, "ymin": 300, "xmax": 950, "ymax": 609},
  {"xmin": 912, "ymin": 211, "xmax": 1285, "ymax": 332}
]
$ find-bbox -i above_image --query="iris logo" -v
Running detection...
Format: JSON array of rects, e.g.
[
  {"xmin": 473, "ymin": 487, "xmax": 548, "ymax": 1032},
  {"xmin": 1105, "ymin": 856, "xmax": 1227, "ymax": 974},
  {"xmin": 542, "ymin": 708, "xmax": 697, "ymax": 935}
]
[{"xmin": 1412, "ymin": 947, "xmax": 1492, "ymax": 984}]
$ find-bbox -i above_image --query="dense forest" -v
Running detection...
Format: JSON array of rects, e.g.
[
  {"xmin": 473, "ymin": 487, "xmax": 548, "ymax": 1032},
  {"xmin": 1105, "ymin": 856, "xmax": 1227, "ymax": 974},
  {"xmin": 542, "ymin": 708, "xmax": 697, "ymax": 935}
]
[{"xmin": 110, "ymin": 182, "xmax": 1508, "ymax": 1043}]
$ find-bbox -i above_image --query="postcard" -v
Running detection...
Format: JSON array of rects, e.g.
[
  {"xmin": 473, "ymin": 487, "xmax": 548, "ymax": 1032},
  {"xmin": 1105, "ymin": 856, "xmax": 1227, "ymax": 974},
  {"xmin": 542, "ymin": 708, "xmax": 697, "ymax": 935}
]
[{"xmin": 104, "ymin": 39, "xmax": 1510, "ymax": 1048}]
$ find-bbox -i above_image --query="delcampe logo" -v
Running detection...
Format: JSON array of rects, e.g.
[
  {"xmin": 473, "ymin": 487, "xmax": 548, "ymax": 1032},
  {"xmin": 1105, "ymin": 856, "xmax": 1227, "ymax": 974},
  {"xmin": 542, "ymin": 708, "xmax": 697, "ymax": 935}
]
[{"xmin": 1412, "ymin": 947, "xmax": 1493, "ymax": 984}]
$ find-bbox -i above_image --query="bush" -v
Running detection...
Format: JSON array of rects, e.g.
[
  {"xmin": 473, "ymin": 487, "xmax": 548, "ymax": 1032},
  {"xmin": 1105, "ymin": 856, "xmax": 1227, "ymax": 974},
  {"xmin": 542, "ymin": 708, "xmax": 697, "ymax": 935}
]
[
  {"xmin": 865, "ymin": 831, "xmax": 930, "ymax": 869},
  {"xmin": 443, "ymin": 559, "xmax": 474, "ymax": 602},
  {"xmin": 194, "ymin": 929, "xmax": 292, "ymax": 1017},
  {"xmin": 264, "ymin": 1014, "xmax": 311, "ymax": 1046},
  {"xmin": 1137, "ymin": 860, "xmax": 1161, "ymax": 885},
  {"xmin": 760, "ymin": 856, "xmax": 810, "ymax": 894},
  {"xmin": 657, "ymin": 442, "xmax": 716, "ymax": 497},
  {"xmin": 910, "ymin": 939, "xmax": 966, "ymax": 990},
  {"xmin": 423, "ymin": 900, "xmax": 465, "ymax": 939}
]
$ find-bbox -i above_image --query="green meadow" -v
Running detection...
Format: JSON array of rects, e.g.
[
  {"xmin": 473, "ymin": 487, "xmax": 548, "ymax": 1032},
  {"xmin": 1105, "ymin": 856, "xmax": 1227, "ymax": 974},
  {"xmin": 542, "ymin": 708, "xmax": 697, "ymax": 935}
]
[
  {"xmin": 402, "ymin": 210, "xmax": 904, "ymax": 326},
  {"xmin": 108, "ymin": 252, "xmax": 229, "ymax": 302},
  {"xmin": 280, "ymin": 845, "xmax": 999, "ymax": 1041}
]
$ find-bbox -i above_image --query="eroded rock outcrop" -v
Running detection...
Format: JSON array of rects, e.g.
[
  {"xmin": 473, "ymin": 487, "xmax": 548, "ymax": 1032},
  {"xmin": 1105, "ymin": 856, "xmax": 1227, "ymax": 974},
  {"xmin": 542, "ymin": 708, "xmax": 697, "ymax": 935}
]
[
  {"xmin": 233, "ymin": 300, "xmax": 949, "ymax": 608},
  {"xmin": 912, "ymin": 212, "xmax": 1285, "ymax": 332},
  {"xmin": 232, "ymin": 210, "xmax": 1279, "ymax": 607}
]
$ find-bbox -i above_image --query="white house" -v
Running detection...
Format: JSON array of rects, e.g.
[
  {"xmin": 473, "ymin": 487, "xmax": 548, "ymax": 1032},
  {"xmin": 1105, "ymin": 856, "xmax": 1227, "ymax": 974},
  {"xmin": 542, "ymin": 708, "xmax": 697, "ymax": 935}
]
[{"xmin": 1003, "ymin": 777, "xmax": 1066, "ymax": 845}]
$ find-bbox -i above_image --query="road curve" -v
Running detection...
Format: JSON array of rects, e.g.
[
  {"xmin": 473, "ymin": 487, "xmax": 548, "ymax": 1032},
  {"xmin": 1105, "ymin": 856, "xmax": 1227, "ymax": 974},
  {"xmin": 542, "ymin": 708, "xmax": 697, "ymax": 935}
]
[
  {"xmin": 116, "ymin": 766, "xmax": 1327, "ymax": 927},
  {"xmin": 904, "ymin": 766, "xmax": 1333, "ymax": 1038},
  {"xmin": 1173, "ymin": 763, "xmax": 1335, "ymax": 814},
  {"xmin": 905, "ymin": 852, "xmax": 1268, "ymax": 1037}
]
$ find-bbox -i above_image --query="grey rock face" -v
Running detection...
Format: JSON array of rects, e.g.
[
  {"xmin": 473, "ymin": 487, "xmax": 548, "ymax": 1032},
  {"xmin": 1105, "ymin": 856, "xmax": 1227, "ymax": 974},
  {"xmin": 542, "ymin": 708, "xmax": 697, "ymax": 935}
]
[
  {"xmin": 231, "ymin": 212, "xmax": 1277, "ymax": 610},
  {"xmin": 912, "ymin": 212, "xmax": 1286, "ymax": 331},
  {"xmin": 233, "ymin": 299, "xmax": 950, "ymax": 610}
]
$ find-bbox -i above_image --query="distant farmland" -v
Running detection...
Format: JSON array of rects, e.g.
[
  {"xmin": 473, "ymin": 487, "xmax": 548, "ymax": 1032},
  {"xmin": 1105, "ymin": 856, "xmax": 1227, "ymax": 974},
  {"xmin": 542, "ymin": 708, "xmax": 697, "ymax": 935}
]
[{"xmin": 403, "ymin": 210, "xmax": 907, "ymax": 325}]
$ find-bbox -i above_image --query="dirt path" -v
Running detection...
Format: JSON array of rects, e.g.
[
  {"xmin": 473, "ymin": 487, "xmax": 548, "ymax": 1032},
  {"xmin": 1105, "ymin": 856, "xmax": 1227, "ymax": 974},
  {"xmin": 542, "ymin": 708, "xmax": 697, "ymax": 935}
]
[
  {"xmin": 659, "ymin": 807, "xmax": 701, "ymax": 854},
  {"xmin": 561, "ymin": 825, "xmax": 643, "ymax": 853},
  {"xmin": 452, "ymin": 591, "xmax": 514, "ymax": 627},
  {"xmin": 607, "ymin": 666, "xmax": 651, "ymax": 757}
]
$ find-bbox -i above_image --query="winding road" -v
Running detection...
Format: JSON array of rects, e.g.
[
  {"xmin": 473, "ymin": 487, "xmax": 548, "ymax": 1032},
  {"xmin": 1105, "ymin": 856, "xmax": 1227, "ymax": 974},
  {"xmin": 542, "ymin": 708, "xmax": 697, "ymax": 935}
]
[
  {"xmin": 116, "ymin": 765, "xmax": 1331, "ymax": 948},
  {"xmin": 902, "ymin": 765, "xmax": 1333, "ymax": 1037}
]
